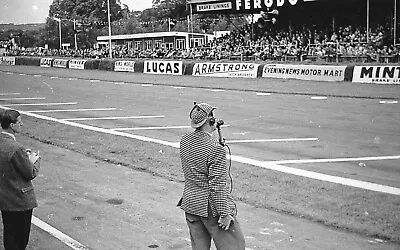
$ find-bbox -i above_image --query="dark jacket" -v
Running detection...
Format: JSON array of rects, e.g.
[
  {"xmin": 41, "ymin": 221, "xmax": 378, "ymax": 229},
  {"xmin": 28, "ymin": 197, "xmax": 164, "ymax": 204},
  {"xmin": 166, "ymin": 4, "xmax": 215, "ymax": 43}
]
[{"xmin": 0, "ymin": 133, "xmax": 40, "ymax": 211}]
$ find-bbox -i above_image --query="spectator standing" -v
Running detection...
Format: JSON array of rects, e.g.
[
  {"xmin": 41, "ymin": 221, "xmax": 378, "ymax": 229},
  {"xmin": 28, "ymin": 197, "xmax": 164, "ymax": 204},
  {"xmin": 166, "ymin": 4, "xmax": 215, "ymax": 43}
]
[
  {"xmin": 178, "ymin": 103, "xmax": 245, "ymax": 250},
  {"xmin": 0, "ymin": 110, "xmax": 41, "ymax": 250}
]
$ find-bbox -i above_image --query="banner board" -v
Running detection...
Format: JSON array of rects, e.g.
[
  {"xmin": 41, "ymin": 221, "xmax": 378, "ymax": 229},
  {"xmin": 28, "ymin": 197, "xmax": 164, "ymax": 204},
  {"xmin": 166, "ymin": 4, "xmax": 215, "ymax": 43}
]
[
  {"xmin": 40, "ymin": 58, "xmax": 53, "ymax": 67},
  {"xmin": 0, "ymin": 57, "xmax": 16, "ymax": 65},
  {"xmin": 144, "ymin": 60, "xmax": 183, "ymax": 75},
  {"xmin": 53, "ymin": 59, "xmax": 68, "ymax": 68},
  {"xmin": 69, "ymin": 59, "xmax": 87, "ymax": 70},
  {"xmin": 189, "ymin": 0, "xmax": 304, "ymax": 14},
  {"xmin": 262, "ymin": 64, "xmax": 346, "ymax": 82},
  {"xmin": 192, "ymin": 62, "xmax": 259, "ymax": 78},
  {"xmin": 114, "ymin": 61, "xmax": 135, "ymax": 72},
  {"xmin": 352, "ymin": 66, "xmax": 400, "ymax": 84}
]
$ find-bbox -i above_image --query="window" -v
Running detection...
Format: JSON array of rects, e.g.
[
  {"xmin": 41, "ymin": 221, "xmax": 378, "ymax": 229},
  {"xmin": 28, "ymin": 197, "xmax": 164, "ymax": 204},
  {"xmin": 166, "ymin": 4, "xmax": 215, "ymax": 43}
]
[
  {"xmin": 135, "ymin": 41, "xmax": 142, "ymax": 50},
  {"xmin": 176, "ymin": 39, "xmax": 185, "ymax": 50},
  {"xmin": 155, "ymin": 40, "xmax": 162, "ymax": 49},
  {"xmin": 190, "ymin": 38, "xmax": 203, "ymax": 48},
  {"xmin": 145, "ymin": 40, "xmax": 152, "ymax": 50}
]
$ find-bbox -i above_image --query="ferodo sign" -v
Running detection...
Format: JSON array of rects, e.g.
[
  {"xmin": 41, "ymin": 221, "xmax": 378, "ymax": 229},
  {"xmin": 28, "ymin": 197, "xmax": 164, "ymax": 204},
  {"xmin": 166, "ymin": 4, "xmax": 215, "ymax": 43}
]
[
  {"xmin": 115, "ymin": 60, "xmax": 135, "ymax": 72},
  {"xmin": 53, "ymin": 59, "xmax": 68, "ymax": 68},
  {"xmin": 40, "ymin": 58, "xmax": 53, "ymax": 67},
  {"xmin": 262, "ymin": 64, "xmax": 346, "ymax": 82},
  {"xmin": 144, "ymin": 60, "xmax": 183, "ymax": 75},
  {"xmin": 69, "ymin": 59, "xmax": 87, "ymax": 70},
  {"xmin": 193, "ymin": 62, "xmax": 259, "ymax": 78},
  {"xmin": 0, "ymin": 57, "xmax": 16, "ymax": 65},
  {"xmin": 352, "ymin": 66, "xmax": 400, "ymax": 84}
]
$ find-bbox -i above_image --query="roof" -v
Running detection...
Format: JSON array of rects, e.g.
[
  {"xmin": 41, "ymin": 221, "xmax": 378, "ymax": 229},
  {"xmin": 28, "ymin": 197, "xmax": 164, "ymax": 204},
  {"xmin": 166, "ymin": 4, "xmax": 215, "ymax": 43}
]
[{"xmin": 97, "ymin": 32, "xmax": 216, "ymax": 41}]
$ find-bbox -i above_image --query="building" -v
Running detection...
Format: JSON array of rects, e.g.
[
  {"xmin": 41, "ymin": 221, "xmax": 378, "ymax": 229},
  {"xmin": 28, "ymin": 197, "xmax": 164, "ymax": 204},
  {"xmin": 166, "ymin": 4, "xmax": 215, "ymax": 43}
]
[{"xmin": 97, "ymin": 32, "xmax": 216, "ymax": 50}]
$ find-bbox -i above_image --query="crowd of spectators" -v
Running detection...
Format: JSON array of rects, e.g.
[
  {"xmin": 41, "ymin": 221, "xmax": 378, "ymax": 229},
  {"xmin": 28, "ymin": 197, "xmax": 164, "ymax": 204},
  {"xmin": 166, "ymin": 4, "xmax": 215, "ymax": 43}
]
[{"xmin": 3, "ymin": 24, "xmax": 400, "ymax": 63}]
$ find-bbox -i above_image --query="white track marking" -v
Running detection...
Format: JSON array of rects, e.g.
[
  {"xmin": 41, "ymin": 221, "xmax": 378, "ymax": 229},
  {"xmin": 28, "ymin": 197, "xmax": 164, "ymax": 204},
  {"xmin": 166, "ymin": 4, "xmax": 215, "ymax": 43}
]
[
  {"xmin": 267, "ymin": 155, "xmax": 400, "ymax": 165},
  {"xmin": 141, "ymin": 84, "xmax": 153, "ymax": 86},
  {"xmin": 50, "ymin": 76, "xmax": 59, "ymax": 79},
  {"xmin": 0, "ymin": 97, "xmax": 45, "ymax": 101},
  {"xmin": 29, "ymin": 108, "xmax": 117, "ymax": 113},
  {"xmin": 112, "ymin": 125, "xmax": 191, "ymax": 131},
  {"xmin": 114, "ymin": 82, "xmax": 125, "ymax": 85},
  {"xmin": 34, "ymin": 74, "xmax": 41, "ymax": 77},
  {"xmin": 256, "ymin": 93, "xmax": 271, "ymax": 96},
  {"xmin": 62, "ymin": 115, "xmax": 164, "ymax": 121},
  {"xmin": 230, "ymin": 155, "xmax": 400, "ymax": 195},
  {"xmin": 173, "ymin": 86, "xmax": 186, "ymax": 89},
  {"xmin": 32, "ymin": 216, "xmax": 90, "ymax": 250},
  {"xmin": 0, "ymin": 93, "xmax": 20, "ymax": 96},
  {"xmin": 19, "ymin": 73, "xmax": 26, "ymax": 75},
  {"xmin": 6, "ymin": 72, "xmax": 13, "ymax": 74},
  {"xmin": 68, "ymin": 78, "xmax": 77, "ymax": 80},
  {"xmin": 210, "ymin": 89, "xmax": 225, "ymax": 92},
  {"xmin": 379, "ymin": 100, "xmax": 398, "ymax": 104},
  {"xmin": 227, "ymin": 138, "xmax": 319, "ymax": 143},
  {"xmin": 311, "ymin": 96, "xmax": 328, "ymax": 100},
  {"xmin": 89, "ymin": 79, "xmax": 100, "ymax": 82},
  {"xmin": 3, "ymin": 102, "xmax": 78, "ymax": 106},
  {"xmin": 1, "ymin": 105, "xmax": 398, "ymax": 195}
]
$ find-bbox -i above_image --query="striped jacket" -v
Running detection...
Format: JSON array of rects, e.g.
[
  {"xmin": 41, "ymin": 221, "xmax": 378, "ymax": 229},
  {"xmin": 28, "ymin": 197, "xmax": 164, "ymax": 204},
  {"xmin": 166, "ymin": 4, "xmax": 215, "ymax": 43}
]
[
  {"xmin": 179, "ymin": 130, "xmax": 236, "ymax": 218},
  {"xmin": 0, "ymin": 133, "xmax": 40, "ymax": 211}
]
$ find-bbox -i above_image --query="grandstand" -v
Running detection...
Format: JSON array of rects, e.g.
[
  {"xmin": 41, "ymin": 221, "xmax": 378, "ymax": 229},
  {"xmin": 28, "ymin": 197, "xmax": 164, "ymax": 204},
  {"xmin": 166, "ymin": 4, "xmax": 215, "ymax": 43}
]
[{"xmin": 3, "ymin": 0, "xmax": 399, "ymax": 63}]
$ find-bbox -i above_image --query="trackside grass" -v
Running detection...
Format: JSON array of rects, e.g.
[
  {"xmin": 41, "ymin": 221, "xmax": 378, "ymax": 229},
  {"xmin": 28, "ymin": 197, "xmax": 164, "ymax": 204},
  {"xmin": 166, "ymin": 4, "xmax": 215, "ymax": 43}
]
[{"xmin": 20, "ymin": 116, "xmax": 400, "ymax": 244}]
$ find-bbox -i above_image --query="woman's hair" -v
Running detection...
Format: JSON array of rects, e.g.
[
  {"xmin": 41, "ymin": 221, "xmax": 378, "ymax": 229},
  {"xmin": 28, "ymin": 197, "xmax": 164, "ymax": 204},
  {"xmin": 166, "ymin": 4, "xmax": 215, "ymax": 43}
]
[{"xmin": 0, "ymin": 110, "xmax": 20, "ymax": 129}]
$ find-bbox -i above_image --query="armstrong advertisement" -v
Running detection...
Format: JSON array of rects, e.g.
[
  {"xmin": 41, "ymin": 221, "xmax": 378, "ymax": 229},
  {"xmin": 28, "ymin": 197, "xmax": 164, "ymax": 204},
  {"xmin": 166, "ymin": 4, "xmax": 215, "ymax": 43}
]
[
  {"xmin": 144, "ymin": 60, "xmax": 183, "ymax": 75},
  {"xmin": 188, "ymin": 0, "xmax": 304, "ymax": 14},
  {"xmin": 53, "ymin": 59, "xmax": 68, "ymax": 68},
  {"xmin": 262, "ymin": 64, "xmax": 346, "ymax": 82},
  {"xmin": 352, "ymin": 66, "xmax": 400, "ymax": 84},
  {"xmin": 192, "ymin": 62, "xmax": 259, "ymax": 78}
]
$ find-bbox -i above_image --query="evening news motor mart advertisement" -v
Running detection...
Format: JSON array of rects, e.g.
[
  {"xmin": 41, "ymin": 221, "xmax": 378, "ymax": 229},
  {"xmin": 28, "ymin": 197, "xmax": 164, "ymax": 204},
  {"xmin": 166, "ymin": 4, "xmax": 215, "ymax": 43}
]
[
  {"xmin": 192, "ymin": 62, "xmax": 260, "ymax": 78},
  {"xmin": 262, "ymin": 64, "xmax": 347, "ymax": 82}
]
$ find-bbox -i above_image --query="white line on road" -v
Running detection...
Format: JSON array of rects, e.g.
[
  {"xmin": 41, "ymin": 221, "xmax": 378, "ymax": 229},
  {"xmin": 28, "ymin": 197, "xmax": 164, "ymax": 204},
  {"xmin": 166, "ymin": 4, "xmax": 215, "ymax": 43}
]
[
  {"xmin": 227, "ymin": 138, "xmax": 319, "ymax": 143},
  {"xmin": 0, "ymin": 97, "xmax": 46, "ymax": 101},
  {"xmin": 112, "ymin": 125, "xmax": 191, "ymax": 131},
  {"xmin": 211, "ymin": 89, "xmax": 225, "ymax": 92},
  {"xmin": 379, "ymin": 100, "xmax": 398, "ymax": 104},
  {"xmin": 3, "ymin": 102, "xmax": 78, "ymax": 106},
  {"xmin": 19, "ymin": 73, "xmax": 26, "ymax": 76},
  {"xmin": 29, "ymin": 108, "xmax": 117, "ymax": 113},
  {"xmin": 311, "ymin": 96, "xmax": 328, "ymax": 100},
  {"xmin": 267, "ymin": 155, "xmax": 400, "ymax": 165},
  {"xmin": 68, "ymin": 78, "xmax": 77, "ymax": 80},
  {"xmin": 0, "ymin": 93, "xmax": 20, "ymax": 96},
  {"xmin": 141, "ymin": 84, "xmax": 153, "ymax": 86},
  {"xmin": 173, "ymin": 86, "xmax": 186, "ymax": 89},
  {"xmin": 50, "ymin": 76, "xmax": 59, "ymax": 79},
  {"xmin": 34, "ymin": 74, "xmax": 41, "ymax": 77},
  {"xmin": 1, "ymin": 105, "xmax": 398, "ymax": 195},
  {"xmin": 32, "ymin": 216, "xmax": 90, "ymax": 250},
  {"xmin": 89, "ymin": 79, "xmax": 100, "ymax": 82},
  {"xmin": 62, "ymin": 115, "xmax": 165, "ymax": 121},
  {"xmin": 256, "ymin": 93, "xmax": 271, "ymax": 96}
]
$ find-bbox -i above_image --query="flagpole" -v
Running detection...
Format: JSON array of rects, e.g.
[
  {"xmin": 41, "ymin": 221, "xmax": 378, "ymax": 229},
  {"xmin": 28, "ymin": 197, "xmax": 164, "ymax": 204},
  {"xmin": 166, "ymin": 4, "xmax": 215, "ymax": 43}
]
[
  {"xmin": 73, "ymin": 19, "xmax": 78, "ymax": 50},
  {"xmin": 59, "ymin": 19, "xmax": 62, "ymax": 49},
  {"xmin": 395, "ymin": 0, "xmax": 397, "ymax": 46},
  {"xmin": 107, "ymin": 0, "xmax": 113, "ymax": 58}
]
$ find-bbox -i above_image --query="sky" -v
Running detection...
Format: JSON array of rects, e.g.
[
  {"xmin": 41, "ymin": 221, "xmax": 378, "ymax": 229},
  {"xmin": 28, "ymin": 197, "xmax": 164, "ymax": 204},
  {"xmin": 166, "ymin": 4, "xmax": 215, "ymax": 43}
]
[{"xmin": 0, "ymin": 0, "xmax": 153, "ymax": 24}]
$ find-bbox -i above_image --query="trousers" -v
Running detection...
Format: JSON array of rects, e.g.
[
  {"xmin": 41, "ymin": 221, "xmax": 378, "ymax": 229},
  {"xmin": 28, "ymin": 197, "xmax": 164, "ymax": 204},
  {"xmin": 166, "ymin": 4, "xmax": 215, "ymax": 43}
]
[
  {"xmin": 1, "ymin": 209, "xmax": 33, "ymax": 250},
  {"xmin": 185, "ymin": 212, "xmax": 245, "ymax": 250}
]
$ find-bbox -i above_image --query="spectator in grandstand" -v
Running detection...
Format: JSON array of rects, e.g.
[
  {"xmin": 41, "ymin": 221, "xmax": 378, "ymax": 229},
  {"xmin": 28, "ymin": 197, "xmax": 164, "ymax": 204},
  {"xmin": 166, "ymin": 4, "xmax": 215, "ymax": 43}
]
[
  {"xmin": 0, "ymin": 109, "xmax": 41, "ymax": 250},
  {"xmin": 178, "ymin": 103, "xmax": 245, "ymax": 250}
]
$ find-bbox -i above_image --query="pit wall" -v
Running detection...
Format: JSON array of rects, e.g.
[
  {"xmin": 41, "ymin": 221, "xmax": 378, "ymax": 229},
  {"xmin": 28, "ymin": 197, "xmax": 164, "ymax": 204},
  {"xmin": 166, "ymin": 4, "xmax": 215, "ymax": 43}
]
[{"xmin": 1, "ymin": 56, "xmax": 399, "ymax": 84}]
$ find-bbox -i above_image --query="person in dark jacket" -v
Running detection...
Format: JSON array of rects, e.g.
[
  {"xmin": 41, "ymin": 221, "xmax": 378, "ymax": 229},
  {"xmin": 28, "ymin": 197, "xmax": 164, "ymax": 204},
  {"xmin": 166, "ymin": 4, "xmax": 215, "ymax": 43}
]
[
  {"xmin": 178, "ymin": 103, "xmax": 245, "ymax": 250},
  {"xmin": 0, "ymin": 109, "xmax": 41, "ymax": 250}
]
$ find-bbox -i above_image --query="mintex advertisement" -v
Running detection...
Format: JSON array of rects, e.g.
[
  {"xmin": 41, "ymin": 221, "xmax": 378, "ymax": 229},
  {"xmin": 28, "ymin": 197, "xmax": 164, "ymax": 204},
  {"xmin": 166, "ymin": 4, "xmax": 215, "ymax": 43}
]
[
  {"xmin": 352, "ymin": 66, "xmax": 400, "ymax": 84},
  {"xmin": 192, "ymin": 62, "xmax": 259, "ymax": 78},
  {"xmin": 262, "ymin": 64, "xmax": 346, "ymax": 82}
]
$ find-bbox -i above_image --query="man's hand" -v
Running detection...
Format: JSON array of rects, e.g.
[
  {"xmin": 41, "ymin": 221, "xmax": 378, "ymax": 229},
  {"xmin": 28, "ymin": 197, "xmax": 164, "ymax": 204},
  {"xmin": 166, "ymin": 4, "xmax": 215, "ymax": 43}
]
[
  {"xmin": 218, "ymin": 215, "xmax": 234, "ymax": 231},
  {"xmin": 28, "ymin": 150, "xmax": 40, "ymax": 164}
]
